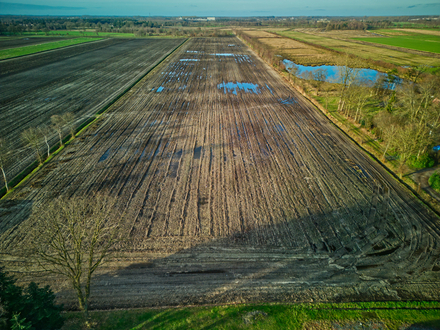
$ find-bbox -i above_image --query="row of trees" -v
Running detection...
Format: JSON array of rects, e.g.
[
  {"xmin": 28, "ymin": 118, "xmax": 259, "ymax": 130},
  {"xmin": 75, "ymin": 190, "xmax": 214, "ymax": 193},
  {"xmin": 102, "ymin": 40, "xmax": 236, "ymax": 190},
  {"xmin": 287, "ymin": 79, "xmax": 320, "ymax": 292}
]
[
  {"xmin": 0, "ymin": 112, "xmax": 75, "ymax": 193},
  {"xmin": 3, "ymin": 16, "xmax": 439, "ymax": 36},
  {"xmin": 298, "ymin": 63, "xmax": 440, "ymax": 176}
]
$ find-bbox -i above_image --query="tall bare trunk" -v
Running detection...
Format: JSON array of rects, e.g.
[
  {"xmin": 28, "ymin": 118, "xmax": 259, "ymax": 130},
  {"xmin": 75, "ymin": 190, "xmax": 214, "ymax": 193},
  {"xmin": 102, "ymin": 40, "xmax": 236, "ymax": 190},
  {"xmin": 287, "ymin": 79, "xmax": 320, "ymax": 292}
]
[{"xmin": 1, "ymin": 166, "xmax": 8, "ymax": 192}]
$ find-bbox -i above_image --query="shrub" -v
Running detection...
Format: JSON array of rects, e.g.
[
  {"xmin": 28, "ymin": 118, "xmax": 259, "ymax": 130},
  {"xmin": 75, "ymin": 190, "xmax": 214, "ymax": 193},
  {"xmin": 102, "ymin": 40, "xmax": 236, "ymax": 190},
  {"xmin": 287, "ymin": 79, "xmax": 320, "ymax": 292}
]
[
  {"xmin": 407, "ymin": 153, "xmax": 435, "ymax": 169},
  {"xmin": 429, "ymin": 172, "xmax": 440, "ymax": 191},
  {"xmin": 0, "ymin": 268, "xmax": 64, "ymax": 330}
]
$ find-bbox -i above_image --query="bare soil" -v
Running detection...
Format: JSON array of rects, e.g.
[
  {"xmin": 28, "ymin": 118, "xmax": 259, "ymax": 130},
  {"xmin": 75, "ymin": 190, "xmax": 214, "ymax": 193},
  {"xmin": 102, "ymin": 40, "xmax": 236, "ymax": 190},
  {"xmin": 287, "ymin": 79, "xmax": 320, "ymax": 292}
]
[
  {"xmin": 1, "ymin": 37, "xmax": 439, "ymax": 309},
  {"xmin": 0, "ymin": 38, "xmax": 184, "ymax": 187}
]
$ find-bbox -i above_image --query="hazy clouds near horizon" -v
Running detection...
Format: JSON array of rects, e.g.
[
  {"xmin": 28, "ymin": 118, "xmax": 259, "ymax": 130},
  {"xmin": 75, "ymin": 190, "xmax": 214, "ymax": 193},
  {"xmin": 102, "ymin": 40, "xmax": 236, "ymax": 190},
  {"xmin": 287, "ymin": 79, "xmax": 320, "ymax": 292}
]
[{"xmin": 1, "ymin": 0, "xmax": 439, "ymax": 17}]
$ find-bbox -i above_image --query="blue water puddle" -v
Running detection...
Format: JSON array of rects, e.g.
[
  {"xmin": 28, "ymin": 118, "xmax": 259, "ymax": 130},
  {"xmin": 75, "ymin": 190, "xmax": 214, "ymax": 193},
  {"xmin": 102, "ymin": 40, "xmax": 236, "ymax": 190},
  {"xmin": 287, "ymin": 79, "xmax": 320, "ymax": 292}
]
[
  {"xmin": 194, "ymin": 146, "xmax": 202, "ymax": 159},
  {"xmin": 218, "ymin": 82, "xmax": 261, "ymax": 95},
  {"xmin": 186, "ymin": 50, "xmax": 200, "ymax": 53},
  {"xmin": 180, "ymin": 59, "xmax": 199, "ymax": 62},
  {"xmin": 265, "ymin": 84, "xmax": 274, "ymax": 95},
  {"xmin": 275, "ymin": 124, "xmax": 285, "ymax": 132},
  {"xmin": 156, "ymin": 86, "xmax": 164, "ymax": 93},
  {"xmin": 280, "ymin": 97, "xmax": 297, "ymax": 105},
  {"xmin": 211, "ymin": 53, "xmax": 235, "ymax": 57},
  {"xmin": 98, "ymin": 149, "xmax": 111, "ymax": 163},
  {"xmin": 282, "ymin": 59, "xmax": 401, "ymax": 89}
]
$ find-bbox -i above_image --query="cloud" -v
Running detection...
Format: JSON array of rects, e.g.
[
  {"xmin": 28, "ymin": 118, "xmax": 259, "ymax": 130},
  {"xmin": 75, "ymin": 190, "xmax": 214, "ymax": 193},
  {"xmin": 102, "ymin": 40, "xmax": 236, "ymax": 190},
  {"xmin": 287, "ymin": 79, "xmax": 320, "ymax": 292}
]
[
  {"xmin": 407, "ymin": 3, "xmax": 440, "ymax": 9},
  {"xmin": 0, "ymin": 2, "xmax": 86, "ymax": 11}
]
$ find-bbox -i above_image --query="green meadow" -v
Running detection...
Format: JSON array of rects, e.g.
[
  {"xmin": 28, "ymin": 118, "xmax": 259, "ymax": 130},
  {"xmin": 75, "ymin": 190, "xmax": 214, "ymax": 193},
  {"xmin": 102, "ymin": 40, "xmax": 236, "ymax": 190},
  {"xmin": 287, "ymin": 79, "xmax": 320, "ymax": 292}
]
[
  {"xmin": 355, "ymin": 30, "xmax": 440, "ymax": 54},
  {"xmin": 0, "ymin": 37, "xmax": 101, "ymax": 60},
  {"xmin": 62, "ymin": 302, "xmax": 440, "ymax": 330}
]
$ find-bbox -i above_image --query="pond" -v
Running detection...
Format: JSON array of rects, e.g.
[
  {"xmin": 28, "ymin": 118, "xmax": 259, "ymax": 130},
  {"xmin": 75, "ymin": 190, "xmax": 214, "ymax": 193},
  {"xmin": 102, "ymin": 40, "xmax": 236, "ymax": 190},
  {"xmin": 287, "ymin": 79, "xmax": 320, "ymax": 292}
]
[{"xmin": 282, "ymin": 59, "xmax": 400, "ymax": 89}]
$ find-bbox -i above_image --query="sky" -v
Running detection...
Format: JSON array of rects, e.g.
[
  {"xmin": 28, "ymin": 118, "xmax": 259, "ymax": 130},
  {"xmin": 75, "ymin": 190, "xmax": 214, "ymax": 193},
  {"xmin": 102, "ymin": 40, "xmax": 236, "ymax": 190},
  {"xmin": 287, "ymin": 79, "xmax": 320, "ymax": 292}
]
[{"xmin": 1, "ymin": 0, "xmax": 440, "ymax": 17}]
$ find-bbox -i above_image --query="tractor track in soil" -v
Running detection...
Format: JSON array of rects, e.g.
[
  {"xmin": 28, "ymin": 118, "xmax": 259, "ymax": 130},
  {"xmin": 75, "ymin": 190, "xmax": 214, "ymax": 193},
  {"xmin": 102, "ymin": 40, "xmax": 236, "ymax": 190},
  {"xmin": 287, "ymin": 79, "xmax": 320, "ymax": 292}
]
[{"xmin": 0, "ymin": 37, "xmax": 439, "ymax": 309}]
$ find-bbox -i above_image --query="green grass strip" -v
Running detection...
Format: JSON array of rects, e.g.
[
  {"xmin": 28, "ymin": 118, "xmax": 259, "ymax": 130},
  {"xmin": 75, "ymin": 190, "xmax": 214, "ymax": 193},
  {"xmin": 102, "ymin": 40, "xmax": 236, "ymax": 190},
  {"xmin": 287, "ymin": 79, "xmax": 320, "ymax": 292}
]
[
  {"xmin": 354, "ymin": 36, "xmax": 440, "ymax": 54},
  {"xmin": 61, "ymin": 302, "xmax": 440, "ymax": 330},
  {"xmin": 0, "ymin": 37, "xmax": 102, "ymax": 60}
]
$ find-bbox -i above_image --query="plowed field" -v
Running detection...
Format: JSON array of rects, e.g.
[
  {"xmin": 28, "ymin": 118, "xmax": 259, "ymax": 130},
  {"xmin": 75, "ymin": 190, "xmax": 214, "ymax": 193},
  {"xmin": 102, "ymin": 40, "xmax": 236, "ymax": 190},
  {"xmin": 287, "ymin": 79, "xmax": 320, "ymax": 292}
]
[
  {"xmin": 0, "ymin": 38, "xmax": 183, "ymax": 187},
  {"xmin": 1, "ymin": 37, "xmax": 439, "ymax": 309}
]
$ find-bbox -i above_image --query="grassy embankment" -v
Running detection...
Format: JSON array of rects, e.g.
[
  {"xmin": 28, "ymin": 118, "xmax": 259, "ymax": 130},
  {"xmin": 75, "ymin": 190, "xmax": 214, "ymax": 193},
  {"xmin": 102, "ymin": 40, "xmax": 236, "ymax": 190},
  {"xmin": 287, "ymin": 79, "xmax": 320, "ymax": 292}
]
[
  {"xmin": 0, "ymin": 37, "xmax": 101, "ymax": 60},
  {"xmin": 62, "ymin": 302, "xmax": 440, "ymax": 330},
  {"xmin": 355, "ymin": 29, "xmax": 440, "ymax": 54}
]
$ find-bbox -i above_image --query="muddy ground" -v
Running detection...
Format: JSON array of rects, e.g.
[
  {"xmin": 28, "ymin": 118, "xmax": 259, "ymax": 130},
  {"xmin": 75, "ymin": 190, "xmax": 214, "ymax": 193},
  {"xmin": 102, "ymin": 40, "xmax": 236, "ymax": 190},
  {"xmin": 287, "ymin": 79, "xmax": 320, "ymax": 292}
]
[{"xmin": 0, "ymin": 37, "xmax": 439, "ymax": 309}]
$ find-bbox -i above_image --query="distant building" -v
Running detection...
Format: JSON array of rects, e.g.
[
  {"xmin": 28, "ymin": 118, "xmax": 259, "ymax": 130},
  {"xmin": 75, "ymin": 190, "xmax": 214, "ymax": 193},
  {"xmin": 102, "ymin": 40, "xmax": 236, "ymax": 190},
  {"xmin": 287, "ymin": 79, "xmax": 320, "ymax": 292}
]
[{"xmin": 207, "ymin": 17, "xmax": 216, "ymax": 21}]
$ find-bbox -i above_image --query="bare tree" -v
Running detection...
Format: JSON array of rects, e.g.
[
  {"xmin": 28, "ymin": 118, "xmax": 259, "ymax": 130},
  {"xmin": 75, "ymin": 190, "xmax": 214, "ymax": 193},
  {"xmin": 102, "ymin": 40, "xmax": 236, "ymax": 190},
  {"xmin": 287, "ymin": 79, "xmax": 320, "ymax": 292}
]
[
  {"xmin": 51, "ymin": 114, "xmax": 67, "ymax": 147},
  {"xmin": 336, "ymin": 57, "xmax": 359, "ymax": 112},
  {"xmin": 62, "ymin": 112, "xmax": 76, "ymax": 140},
  {"xmin": 21, "ymin": 127, "xmax": 43, "ymax": 164},
  {"xmin": 313, "ymin": 68, "xmax": 327, "ymax": 95},
  {"xmin": 29, "ymin": 194, "xmax": 122, "ymax": 326},
  {"xmin": 0, "ymin": 138, "xmax": 12, "ymax": 192},
  {"xmin": 38, "ymin": 125, "xmax": 52, "ymax": 158},
  {"xmin": 288, "ymin": 64, "xmax": 299, "ymax": 84}
]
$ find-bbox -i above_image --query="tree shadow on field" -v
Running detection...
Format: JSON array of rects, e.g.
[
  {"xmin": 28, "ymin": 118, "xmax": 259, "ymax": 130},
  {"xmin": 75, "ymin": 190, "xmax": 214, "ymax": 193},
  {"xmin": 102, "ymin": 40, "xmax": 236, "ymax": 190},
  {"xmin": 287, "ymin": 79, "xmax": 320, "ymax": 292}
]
[
  {"xmin": 0, "ymin": 199, "xmax": 33, "ymax": 237},
  {"xmin": 405, "ymin": 320, "xmax": 440, "ymax": 330},
  {"xmin": 53, "ymin": 194, "xmax": 440, "ymax": 311}
]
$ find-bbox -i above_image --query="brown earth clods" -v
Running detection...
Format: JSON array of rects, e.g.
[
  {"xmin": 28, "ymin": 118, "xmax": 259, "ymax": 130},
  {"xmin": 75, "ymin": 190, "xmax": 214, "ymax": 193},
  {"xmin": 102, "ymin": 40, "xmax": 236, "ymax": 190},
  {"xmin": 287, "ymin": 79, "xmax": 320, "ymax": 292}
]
[{"xmin": 0, "ymin": 37, "xmax": 439, "ymax": 309}]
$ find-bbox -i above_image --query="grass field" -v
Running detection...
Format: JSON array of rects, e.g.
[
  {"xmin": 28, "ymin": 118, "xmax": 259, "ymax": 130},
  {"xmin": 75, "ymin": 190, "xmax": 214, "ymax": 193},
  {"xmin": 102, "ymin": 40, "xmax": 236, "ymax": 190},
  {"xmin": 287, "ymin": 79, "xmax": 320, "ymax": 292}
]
[
  {"xmin": 356, "ymin": 30, "xmax": 440, "ymax": 54},
  {"xmin": 276, "ymin": 30, "xmax": 440, "ymax": 68},
  {"xmin": 0, "ymin": 37, "xmax": 101, "ymax": 60},
  {"xmin": 62, "ymin": 302, "xmax": 440, "ymax": 330},
  {"xmin": 23, "ymin": 30, "xmax": 136, "ymax": 38}
]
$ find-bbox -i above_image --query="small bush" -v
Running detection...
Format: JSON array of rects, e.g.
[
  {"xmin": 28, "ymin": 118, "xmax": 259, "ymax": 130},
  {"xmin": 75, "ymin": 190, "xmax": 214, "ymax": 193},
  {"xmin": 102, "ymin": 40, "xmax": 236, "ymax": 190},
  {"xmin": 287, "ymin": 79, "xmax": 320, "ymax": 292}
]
[
  {"xmin": 429, "ymin": 172, "xmax": 440, "ymax": 191},
  {"xmin": 407, "ymin": 153, "xmax": 435, "ymax": 169},
  {"xmin": 0, "ymin": 268, "xmax": 64, "ymax": 330}
]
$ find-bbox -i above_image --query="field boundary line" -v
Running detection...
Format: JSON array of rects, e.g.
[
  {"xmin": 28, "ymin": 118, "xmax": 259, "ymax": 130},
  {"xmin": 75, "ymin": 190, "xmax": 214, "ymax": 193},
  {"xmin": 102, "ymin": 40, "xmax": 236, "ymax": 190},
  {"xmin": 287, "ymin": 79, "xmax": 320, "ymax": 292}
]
[
  {"xmin": 0, "ymin": 37, "xmax": 108, "ymax": 62},
  {"xmin": 0, "ymin": 38, "xmax": 189, "ymax": 200}
]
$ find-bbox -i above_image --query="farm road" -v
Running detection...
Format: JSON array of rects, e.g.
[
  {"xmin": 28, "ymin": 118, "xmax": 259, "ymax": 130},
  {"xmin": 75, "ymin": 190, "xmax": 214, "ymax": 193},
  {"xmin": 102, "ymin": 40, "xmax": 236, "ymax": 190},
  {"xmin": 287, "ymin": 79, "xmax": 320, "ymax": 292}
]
[
  {"xmin": 1, "ymin": 37, "xmax": 440, "ymax": 308},
  {"xmin": 0, "ymin": 38, "xmax": 183, "ymax": 187}
]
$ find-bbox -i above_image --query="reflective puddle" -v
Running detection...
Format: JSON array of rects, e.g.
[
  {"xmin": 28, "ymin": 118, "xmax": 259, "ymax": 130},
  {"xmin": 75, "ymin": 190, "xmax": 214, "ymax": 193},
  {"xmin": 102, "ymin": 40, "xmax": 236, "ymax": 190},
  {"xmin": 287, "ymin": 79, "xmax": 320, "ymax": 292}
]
[
  {"xmin": 217, "ymin": 82, "xmax": 261, "ymax": 95},
  {"xmin": 282, "ymin": 59, "xmax": 400, "ymax": 88}
]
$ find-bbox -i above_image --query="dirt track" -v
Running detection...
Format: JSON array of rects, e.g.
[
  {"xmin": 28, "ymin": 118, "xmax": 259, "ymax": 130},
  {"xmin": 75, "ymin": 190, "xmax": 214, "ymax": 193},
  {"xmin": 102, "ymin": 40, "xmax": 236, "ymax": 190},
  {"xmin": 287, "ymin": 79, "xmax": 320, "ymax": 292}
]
[{"xmin": 1, "ymin": 37, "xmax": 439, "ymax": 309}]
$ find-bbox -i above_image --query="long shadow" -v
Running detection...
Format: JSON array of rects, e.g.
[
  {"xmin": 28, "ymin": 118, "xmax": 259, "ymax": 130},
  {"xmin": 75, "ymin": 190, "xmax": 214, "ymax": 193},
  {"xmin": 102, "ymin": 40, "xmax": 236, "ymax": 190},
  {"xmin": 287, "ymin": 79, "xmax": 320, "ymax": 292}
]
[
  {"xmin": 0, "ymin": 199, "xmax": 33, "ymax": 237},
  {"xmin": 50, "ymin": 194, "xmax": 440, "ymax": 310}
]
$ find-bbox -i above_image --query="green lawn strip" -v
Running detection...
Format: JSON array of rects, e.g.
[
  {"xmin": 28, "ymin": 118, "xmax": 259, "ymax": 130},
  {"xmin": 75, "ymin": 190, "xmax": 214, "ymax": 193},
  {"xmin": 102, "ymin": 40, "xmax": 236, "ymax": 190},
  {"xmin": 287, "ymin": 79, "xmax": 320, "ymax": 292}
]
[
  {"xmin": 61, "ymin": 302, "xmax": 440, "ymax": 330},
  {"xmin": 23, "ymin": 30, "xmax": 136, "ymax": 38},
  {"xmin": 0, "ymin": 37, "xmax": 102, "ymax": 60},
  {"xmin": 354, "ymin": 36, "xmax": 440, "ymax": 54}
]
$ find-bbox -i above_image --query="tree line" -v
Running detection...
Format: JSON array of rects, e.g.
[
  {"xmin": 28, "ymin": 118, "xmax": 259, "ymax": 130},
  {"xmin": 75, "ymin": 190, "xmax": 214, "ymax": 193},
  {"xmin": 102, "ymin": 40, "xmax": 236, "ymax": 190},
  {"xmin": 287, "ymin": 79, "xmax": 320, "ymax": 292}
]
[
  {"xmin": 302, "ymin": 64, "xmax": 440, "ymax": 177},
  {"xmin": 0, "ymin": 112, "xmax": 75, "ymax": 194}
]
